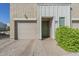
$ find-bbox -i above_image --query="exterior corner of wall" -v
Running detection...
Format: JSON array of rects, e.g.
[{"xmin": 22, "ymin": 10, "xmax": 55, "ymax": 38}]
[{"xmin": 10, "ymin": 19, "xmax": 15, "ymax": 40}]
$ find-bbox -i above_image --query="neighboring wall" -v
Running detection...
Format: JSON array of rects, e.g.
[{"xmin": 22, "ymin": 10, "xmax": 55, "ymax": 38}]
[
  {"xmin": 71, "ymin": 3, "xmax": 79, "ymax": 19},
  {"xmin": 10, "ymin": 3, "xmax": 37, "ymax": 39}
]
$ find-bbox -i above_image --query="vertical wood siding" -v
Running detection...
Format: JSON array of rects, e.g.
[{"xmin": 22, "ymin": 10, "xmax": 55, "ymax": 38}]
[
  {"xmin": 38, "ymin": 4, "xmax": 70, "ymax": 39},
  {"xmin": 39, "ymin": 4, "xmax": 70, "ymax": 27}
]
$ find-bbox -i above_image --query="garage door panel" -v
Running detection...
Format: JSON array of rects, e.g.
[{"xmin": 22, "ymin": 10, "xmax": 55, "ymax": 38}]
[{"xmin": 17, "ymin": 21, "xmax": 37, "ymax": 39}]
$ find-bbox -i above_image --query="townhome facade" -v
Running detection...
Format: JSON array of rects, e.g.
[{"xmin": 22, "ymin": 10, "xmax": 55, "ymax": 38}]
[{"xmin": 10, "ymin": 3, "xmax": 79, "ymax": 40}]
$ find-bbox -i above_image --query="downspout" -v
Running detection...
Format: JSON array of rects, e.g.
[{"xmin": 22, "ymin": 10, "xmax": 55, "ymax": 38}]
[{"xmin": 70, "ymin": 3, "xmax": 72, "ymax": 27}]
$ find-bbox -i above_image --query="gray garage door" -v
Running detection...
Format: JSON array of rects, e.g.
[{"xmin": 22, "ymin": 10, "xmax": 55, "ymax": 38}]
[
  {"xmin": 72, "ymin": 21, "xmax": 79, "ymax": 29},
  {"xmin": 17, "ymin": 21, "xmax": 37, "ymax": 39}
]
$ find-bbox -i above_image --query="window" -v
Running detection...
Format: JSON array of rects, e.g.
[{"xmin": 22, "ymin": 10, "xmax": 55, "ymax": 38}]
[{"xmin": 59, "ymin": 17, "xmax": 65, "ymax": 26}]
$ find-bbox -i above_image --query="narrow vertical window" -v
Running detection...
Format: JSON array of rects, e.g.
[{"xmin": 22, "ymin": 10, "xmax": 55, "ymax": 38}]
[{"xmin": 59, "ymin": 17, "xmax": 65, "ymax": 26}]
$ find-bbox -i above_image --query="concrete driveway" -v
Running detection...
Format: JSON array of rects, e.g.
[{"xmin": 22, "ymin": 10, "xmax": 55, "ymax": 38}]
[{"xmin": 0, "ymin": 38, "xmax": 78, "ymax": 56}]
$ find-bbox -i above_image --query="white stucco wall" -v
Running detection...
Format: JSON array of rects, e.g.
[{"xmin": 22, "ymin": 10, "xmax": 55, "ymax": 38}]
[{"xmin": 10, "ymin": 3, "xmax": 37, "ymax": 39}]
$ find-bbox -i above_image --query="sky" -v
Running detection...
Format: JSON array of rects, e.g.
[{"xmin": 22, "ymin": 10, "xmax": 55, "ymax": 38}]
[{"xmin": 0, "ymin": 3, "xmax": 10, "ymax": 24}]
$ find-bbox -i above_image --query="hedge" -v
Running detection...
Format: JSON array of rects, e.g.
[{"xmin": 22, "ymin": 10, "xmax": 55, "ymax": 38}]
[{"xmin": 56, "ymin": 26, "xmax": 79, "ymax": 52}]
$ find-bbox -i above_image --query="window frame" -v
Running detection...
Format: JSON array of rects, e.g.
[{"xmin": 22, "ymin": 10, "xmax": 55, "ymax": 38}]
[{"xmin": 59, "ymin": 17, "xmax": 65, "ymax": 27}]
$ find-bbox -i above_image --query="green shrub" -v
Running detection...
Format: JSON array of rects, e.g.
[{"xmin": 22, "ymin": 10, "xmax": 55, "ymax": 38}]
[{"xmin": 56, "ymin": 26, "xmax": 79, "ymax": 52}]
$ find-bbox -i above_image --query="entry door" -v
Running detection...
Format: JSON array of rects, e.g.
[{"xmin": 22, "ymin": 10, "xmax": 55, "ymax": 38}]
[{"xmin": 42, "ymin": 21, "xmax": 50, "ymax": 38}]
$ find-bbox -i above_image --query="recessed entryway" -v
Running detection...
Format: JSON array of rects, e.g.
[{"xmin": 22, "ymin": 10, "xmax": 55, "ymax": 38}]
[{"xmin": 41, "ymin": 17, "xmax": 52, "ymax": 39}]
